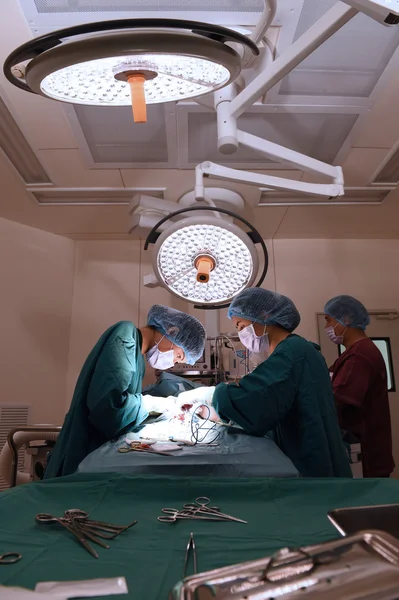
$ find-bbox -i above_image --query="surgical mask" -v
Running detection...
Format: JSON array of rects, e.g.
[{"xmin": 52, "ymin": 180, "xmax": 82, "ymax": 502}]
[
  {"xmin": 326, "ymin": 323, "xmax": 346, "ymax": 345},
  {"xmin": 238, "ymin": 323, "xmax": 269, "ymax": 354},
  {"xmin": 146, "ymin": 338, "xmax": 175, "ymax": 370}
]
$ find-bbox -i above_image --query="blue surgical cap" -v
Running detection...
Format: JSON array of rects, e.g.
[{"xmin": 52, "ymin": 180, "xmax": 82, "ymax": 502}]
[
  {"xmin": 228, "ymin": 288, "xmax": 301, "ymax": 333},
  {"xmin": 324, "ymin": 295, "xmax": 370, "ymax": 330},
  {"xmin": 147, "ymin": 304, "xmax": 206, "ymax": 365}
]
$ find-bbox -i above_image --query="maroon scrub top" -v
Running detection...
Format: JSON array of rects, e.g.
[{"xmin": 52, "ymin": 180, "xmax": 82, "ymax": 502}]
[{"xmin": 330, "ymin": 338, "xmax": 395, "ymax": 478}]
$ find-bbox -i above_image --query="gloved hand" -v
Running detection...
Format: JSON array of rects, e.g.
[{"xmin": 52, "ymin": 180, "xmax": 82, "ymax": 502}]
[
  {"xmin": 141, "ymin": 394, "xmax": 180, "ymax": 417},
  {"xmin": 176, "ymin": 386, "xmax": 216, "ymax": 410}
]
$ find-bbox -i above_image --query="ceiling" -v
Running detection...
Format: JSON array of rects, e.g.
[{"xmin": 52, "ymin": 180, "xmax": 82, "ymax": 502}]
[{"xmin": 1, "ymin": 0, "xmax": 399, "ymax": 239}]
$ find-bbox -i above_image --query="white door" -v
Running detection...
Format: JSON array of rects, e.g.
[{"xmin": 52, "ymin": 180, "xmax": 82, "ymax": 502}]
[{"xmin": 317, "ymin": 312, "xmax": 399, "ymax": 478}]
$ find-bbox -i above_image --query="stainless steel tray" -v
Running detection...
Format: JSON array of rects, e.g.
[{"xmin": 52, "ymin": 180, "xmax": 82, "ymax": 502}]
[{"xmin": 170, "ymin": 531, "xmax": 399, "ymax": 600}]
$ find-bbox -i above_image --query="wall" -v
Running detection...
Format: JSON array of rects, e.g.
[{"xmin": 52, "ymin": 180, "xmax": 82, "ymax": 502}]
[
  {"xmin": 273, "ymin": 239, "xmax": 399, "ymax": 344},
  {"xmin": 0, "ymin": 217, "xmax": 74, "ymax": 424}
]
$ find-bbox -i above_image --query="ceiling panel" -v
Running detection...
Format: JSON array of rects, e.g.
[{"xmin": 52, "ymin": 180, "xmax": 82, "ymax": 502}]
[
  {"xmin": 279, "ymin": 1, "xmax": 399, "ymax": 98},
  {"xmin": 74, "ymin": 104, "xmax": 169, "ymax": 164},
  {"xmin": 186, "ymin": 111, "xmax": 359, "ymax": 166}
]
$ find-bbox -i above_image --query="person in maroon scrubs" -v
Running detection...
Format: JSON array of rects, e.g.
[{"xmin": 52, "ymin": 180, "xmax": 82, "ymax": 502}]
[{"xmin": 324, "ymin": 295, "xmax": 394, "ymax": 478}]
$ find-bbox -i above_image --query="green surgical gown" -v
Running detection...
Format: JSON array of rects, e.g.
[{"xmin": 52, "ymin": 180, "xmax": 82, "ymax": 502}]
[
  {"xmin": 44, "ymin": 321, "xmax": 147, "ymax": 479},
  {"xmin": 213, "ymin": 334, "xmax": 352, "ymax": 478}
]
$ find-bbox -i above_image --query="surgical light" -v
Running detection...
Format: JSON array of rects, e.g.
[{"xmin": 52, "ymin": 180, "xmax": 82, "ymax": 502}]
[
  {"xmin": 144, "ymin": 206, "xmax": 268, "ymax": 310},
  {"xmin": 3, "ymin": 19, "xmax": 258, "ymax": 124}
]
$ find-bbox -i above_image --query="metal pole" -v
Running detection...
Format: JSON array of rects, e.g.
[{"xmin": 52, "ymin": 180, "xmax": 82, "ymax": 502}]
[{"xmin": 230, "ymin": 2, "xmax": 358, "ymax": 118}]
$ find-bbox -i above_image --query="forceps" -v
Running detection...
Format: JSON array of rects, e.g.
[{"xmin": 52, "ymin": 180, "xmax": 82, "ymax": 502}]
[
  {"xmin": 36, "ymin": 513, "xmax": 99, "ymax": 559},
  {"xmin": 0, "ymin": 552, "xmax": 22, "ymax": 564},
  {"xmin": 118, "ymin": 442, "xmax": 173, "ymax": 456},
  {"xmin": 183, "ymin": 533, "xmax": 197, "ymax": 579},
  {"xmin": 158, "ymin": 508, "xmax": 228, "ymax": 523},
  {"xmin": 183, "ymin": 497, "xmax": 247, "ymax": 524}
]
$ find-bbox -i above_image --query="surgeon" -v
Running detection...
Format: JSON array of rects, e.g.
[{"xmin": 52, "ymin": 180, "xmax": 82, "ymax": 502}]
[
  {"xmin": 44, "ymin": 305, "xmax": 206, "ymax": 478},
  {"xmin": 324, "ymin": 295, "xmax": 394, "ymax": 478},
  {"xmin": 190, "ymin": 288, "xmax": 351, "ymax": 478}
]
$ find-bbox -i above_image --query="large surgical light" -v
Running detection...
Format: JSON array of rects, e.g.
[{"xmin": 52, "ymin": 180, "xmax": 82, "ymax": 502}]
[
  {"xmin": 3, "ymin": 20, "xmax": 258, "ymax": 123},
  {"xmin": 144, "ymin": 207, "xmax": 268, "ymax": 309}
]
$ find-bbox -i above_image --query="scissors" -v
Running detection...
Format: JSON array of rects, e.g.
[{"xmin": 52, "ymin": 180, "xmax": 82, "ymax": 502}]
[
  {"xmin": 158, "ymin": 508, "xmax": 229, "ymax": 523},
  {"xmin": 36, "ymin": 513, "xmax": 99, "ymax": 559},
  {"xmin": 0, "ymin": 552, "xmax": 22, "ymax": 564},
  {"xmin": 183, "ymin": 497, "xmax": 247, "ymax": 524}
]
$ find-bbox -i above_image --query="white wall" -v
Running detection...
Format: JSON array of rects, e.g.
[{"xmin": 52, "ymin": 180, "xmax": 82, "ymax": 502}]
[{"xmin": 0, "ymin": 217, "xmax": 74, "ymax": 424}]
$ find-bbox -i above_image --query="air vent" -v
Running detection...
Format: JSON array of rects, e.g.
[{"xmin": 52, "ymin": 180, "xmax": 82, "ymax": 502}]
[
  {"xmin": 33, "ymin": 0, "xmax": 263, "ymax": 13},
  {"xmin": 373, "ymin": 146, "xmax": 399, "ymax": 184},
  {"xmin": 0, "ymin": 405, "xmax": 31, "ymax": 491},
  {"xmin": 259, "ymin": 187, "xmax": 394, "ymax": 206},
  {"xmin": 26, "ymin": 186, "xmax": 165, "ymax": 206},
  {"xmin": 0, "ymin": 96, "xmax": 50, "ymax": 184}
]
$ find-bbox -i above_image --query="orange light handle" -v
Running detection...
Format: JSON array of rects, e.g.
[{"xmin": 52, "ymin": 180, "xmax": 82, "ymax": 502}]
[
  {"xmin": 195, "ymin": 257, "xmax": 215, "ymax": 283},
  {"xmin": 127, "ymin": 74, "xmax": 147, "ymax": 124}
]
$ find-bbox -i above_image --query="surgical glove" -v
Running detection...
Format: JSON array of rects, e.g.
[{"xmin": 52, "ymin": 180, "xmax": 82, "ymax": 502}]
[
  {"xmin": 176, "ymin": 386, "xmax": 216, "ymax": 408},
  {"xmin": 196, "ymin": 403, "xmax": 220, "ymax": 422},
  {"xmin": 141, "ymin": 394, "xmax": 179, "ymax": 417}
]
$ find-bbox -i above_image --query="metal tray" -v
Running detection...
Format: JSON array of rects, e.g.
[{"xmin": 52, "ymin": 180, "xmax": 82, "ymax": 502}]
[
  {"xmin": 170, "ymin": 531, "xmax": 399, "ymax": 600},
  {"xmin": 328, "ymin": 503, "xmax": 399, "ymax": 539}
]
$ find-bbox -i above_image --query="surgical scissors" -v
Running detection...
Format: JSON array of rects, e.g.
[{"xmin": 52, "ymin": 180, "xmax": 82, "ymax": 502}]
[
  {"xmin": 183, "ymin": 533, "xmax": 197, "ymax": 578},
  {"xmin": 182, "ymin": 497, "xmax": 247, "ymax": 524},
  {"xmin": 36, "ymin": 513, "xmax": 99, "ymax": 559},
  {"xmin": 0, "ymin": 552, "xmax": 22, "ymax": 564}
]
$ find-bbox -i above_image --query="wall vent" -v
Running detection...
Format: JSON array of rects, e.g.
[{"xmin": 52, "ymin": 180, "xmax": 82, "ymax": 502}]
[
  {"xmin": 0, "ymin": 405, "xmax": 31, "ymax": 492},
  {"xmin": 373, "ymin": 145, "xmax": 399, "ymax": 184},
  {"xmin": 259, "ymin": 186, "xmax": 394, "ymax": 206},
  {"xmin": 26, "ymin": 186, "xmax": 165, "ymax": 206}
]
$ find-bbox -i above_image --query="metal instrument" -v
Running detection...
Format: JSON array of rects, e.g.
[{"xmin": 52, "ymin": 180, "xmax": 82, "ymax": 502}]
[
  {"xmin": 36, "ymin": 509, "xmax": 137, "ymax": 558},
  {"xmin": 169, "ymin": 531, "xmax": 399, "ymax": 600},
  {"xmin": 158, "ymin": 497, "xmax": 247, "ymax": 524},
  {"xmin": 158, "ymin": 508, "xmax": 232, "ymax": 524},
  {"xmin": 182, "ymin": 497, "xmax": 247, "ymax": 524},
  {"xmin": 118, "ymin": 441, "xmax": 174, "ymax": 456},
  {"xmin": 183, "ymin": 533, "xmax": 197, "ymax": 579},
  {"xmin": 36, "ymin": 513, "xmax": 100, "ymax": 559},
  {"xmin": 0, "ymin": 552, "xmax": 22, "ymax": 564}
]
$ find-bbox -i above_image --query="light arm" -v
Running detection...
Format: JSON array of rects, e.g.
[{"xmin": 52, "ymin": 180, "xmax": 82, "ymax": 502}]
[{"xmin": 195, "ymin": 161, "xmax": 344, "ymax": 200}]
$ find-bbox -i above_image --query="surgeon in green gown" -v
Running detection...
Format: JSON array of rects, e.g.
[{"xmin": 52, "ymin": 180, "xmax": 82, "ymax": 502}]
[
  {"xmin": 44, "ymin": 305, "xmax": 206, "ymax": 479},
  {"xmin": 195, "ymin": 288, "xmax": 352, "ymax": 478}
]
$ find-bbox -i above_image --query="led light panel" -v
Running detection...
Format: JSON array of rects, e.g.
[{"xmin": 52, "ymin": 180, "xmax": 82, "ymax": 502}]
[
  {"xmin": 40, "ymin": 54, "xmax": 230, "ymax": 105},
  {"xmin": 155, "ymin": 222, "xmax": 256, "ymax": 304}
]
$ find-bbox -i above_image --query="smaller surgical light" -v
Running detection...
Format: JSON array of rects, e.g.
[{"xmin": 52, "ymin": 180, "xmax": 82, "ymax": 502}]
[{"xmin": 144, "ymin": 206, "xmax": 268, "ymax": 309}]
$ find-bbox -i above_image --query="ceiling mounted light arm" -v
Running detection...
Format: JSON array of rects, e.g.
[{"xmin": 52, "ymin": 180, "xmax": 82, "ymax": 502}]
[
  {"xmin": 250, "ymin": 0, "xmax": 278, "ymax": 45},
  {"xmin": 195, "ymin": 162, "xmax": 343, "ymax": 200},
  {"xmin": 228, "ymin": 2, "xmax": 358, "ymax": 120},
  {"xmin": 144, "ymin": 205, "xmax": 268, "ymax": 310},
  {"xmin": 236, "ymin": 130, "xmax": 343, "ymax": 182}
]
